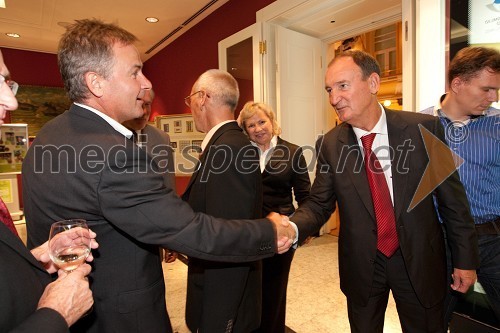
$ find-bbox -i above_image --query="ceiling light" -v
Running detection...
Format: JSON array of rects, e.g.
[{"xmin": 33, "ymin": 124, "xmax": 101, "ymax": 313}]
[
  {"xmin": 145, "ymin": 17, "xmax": 159, "ymax": 23},
  {"xmin": 6, "ymin": 33, "xmax": 20, "ymax": 38}
]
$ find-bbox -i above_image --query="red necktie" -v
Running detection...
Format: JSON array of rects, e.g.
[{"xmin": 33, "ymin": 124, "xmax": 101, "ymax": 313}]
[
  {"xmin": 361, "ymin": 133, "xmax": 399, "ymax": 257},
  {"xmin": 0, "ymin": 196, "xmax": 19, "ymax": 237}
]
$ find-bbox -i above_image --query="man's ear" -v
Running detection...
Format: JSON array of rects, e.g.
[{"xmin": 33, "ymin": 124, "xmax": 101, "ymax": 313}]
[
  {"xmin": 368, "ymin": 72, "xmax": 380, "ymax": 94},
  {"xmin": 199, "ymin": 91, "xmax": 208, "ymax": 107},
  {"xmin": 450, "ymin": 77, "xmax": 463, "ymax": 94},
  {"xmin": 85, "ymin": 72, "xmax": 104, "ymax": 97}
]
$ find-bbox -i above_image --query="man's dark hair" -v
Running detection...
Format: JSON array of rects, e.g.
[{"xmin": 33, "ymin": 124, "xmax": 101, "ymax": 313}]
[{"xmin": 448, "ymin": 47, "xmax": 500, "ymax": 84}]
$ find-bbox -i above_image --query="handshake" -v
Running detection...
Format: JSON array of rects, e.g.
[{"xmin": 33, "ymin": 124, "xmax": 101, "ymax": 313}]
[{"xmin": 267, "ymin": 212, "xmax": 297, "ymax": 254}]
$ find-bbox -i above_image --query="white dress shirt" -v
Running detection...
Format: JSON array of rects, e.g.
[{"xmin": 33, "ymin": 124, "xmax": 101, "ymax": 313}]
[
  {"xmin": 352, "ymin": 105, "xmax": 394, "ymax": 204},
  {"xmin": 200, "ymin": 120, "xmax": 235, "ymax": 153},
  {"xmin": 251, "ymin": 135, "xmax": 278, "ymax": 173},
  {"xmin": 74, "ymin": 102, "xmax": 134, "ymax": 139}
]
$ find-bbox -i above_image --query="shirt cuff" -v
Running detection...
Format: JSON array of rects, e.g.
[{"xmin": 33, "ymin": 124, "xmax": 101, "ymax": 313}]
[{"xmin": 289, "ymin": 220, "xmax": 299, "ymax": 249}]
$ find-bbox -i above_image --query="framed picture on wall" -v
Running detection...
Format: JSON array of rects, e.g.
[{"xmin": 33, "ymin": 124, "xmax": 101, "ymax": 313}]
[
  {"xmin": 11, "ymin": 85, "xmax": 71, "ymax": 137},
  {"xmin": 154, "ymin": 114, "xmax": 205, "ymax": 175},
  {"xmin": 0, "ymin": 123, "xmax": 29, "ymax": 173}
]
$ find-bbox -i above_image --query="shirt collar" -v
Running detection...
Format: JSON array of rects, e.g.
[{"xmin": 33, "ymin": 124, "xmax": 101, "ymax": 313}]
[
  {"xmin": 251, "ymin": 135, "xmax": 278, "ymax": 153},
  {"xmin": 200, "ymin": 120, "xmax": 235, "ymax": 152},
  {"xmin": 352, "ymin": 103, "xmax": 388, "ymax": 140},
  {"xmin": 74, "ymin": 102, "xmax": 134, "ymax": 139},
  {"xmin": 433, "ymin": 93, "xmax": 500, "ymax": 123}
]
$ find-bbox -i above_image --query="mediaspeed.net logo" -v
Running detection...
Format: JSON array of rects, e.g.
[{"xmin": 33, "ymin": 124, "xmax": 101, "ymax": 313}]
[{"xmin": 488, "ymin": 0, "xmax": 500, "ymax": 12}]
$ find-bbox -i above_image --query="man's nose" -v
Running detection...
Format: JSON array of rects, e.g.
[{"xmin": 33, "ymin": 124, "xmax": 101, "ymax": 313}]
[
  {"xmin": 329, "ymin": 92, "xmax": 340, "ymax": 106},
  {"xmin": 488, "ymin": 89, "xmax": 499, "ymax": 103},
  {"xmin": 0, "ymin": 85, "xmax": 18, "ymax": 112},
  {"xmin": 140, "ymin": 74, "xmax": 152, "ymax": 90}
]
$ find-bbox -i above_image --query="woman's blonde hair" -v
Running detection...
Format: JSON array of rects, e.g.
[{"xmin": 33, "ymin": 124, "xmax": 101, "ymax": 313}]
[{"xmin": 237, "ymin": 101, "xmax": 281, "ymax": 136}]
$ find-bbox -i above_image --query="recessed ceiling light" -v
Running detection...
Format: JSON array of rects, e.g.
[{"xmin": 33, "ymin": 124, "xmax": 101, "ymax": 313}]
[
  {"xmin": 6, "ymin": 33, "xmax": 20, "ymax": 38},
  {"xmin": 145, "ymin": 17, "xmax": 159, "ymax": 23}
]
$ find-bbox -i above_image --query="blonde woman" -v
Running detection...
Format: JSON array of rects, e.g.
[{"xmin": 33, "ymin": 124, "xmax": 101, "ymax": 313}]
[{"xmin": 238, "ymin": 101, "xmax": 311, "ymax": 333}]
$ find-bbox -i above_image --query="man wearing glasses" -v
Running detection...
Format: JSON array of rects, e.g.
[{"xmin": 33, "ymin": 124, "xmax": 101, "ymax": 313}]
[{"xmin": 182, "ymin": 69, "xmax": 264, "ymax": 333}]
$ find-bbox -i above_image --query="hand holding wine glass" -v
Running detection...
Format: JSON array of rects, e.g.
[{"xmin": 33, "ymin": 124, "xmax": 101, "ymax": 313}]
[{"xmin": 48, "ymin": 219, "xmax": 93, "ymax": 273}]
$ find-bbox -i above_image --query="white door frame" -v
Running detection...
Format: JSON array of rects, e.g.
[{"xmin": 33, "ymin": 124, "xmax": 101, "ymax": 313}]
[{"xmin": 257, "ymin": 0, "xmax": 447, "ymax": 112}]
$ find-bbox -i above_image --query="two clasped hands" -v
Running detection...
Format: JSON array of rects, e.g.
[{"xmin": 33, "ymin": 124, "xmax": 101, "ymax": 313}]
[
  {"xmin": 267, "ymin": 212, "xmax": 298, "ymax": 254},
  {"xmin": 25, "ymin": 214, "xmax": 295, "ymax": 326},
  {"xmin": 30, "ymin": 228, "xmax": 99, "ymax": 326}
]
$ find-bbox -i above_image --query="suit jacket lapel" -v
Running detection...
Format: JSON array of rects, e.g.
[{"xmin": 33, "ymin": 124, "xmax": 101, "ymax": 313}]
[
  {"xmin": 0, "ymin": 224, "xmax": 47, "ymax": 273},
  {"xmin": 385, "ymin": 109, "xmax": 410, "ymax": 220},
  {"xmin": 182, "ymin": 122, "xmax": 238, "ymax": 198},
  {"xmin": 337, "ymin": 124, "xmax": 376, "ymax": 221},
  {"xmin": 265, "ymin": 137, "xmax": 287, "ymax": 174}
]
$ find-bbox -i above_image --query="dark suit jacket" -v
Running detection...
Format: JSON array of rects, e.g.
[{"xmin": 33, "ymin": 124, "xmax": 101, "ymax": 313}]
[
  {"xmin": 0, "ymin": 223, "xmax": 68, "ymax": 333},
  {"xmin": 292, "ymin": 109, "xmax": 479, "ymax": 308},
  {"xmin": 140, "ymin": 124, "xmax": 176, "ymax": 191},
  {"xmin": 262, "ymin": 137, "xmax": 311, "ymax": 216},
  {"xmin": 182, "ymin": 121, "xmax": 263, "ymax": 332},
  {"xmin": 139, "ymin": 124, "xmax": 176, "ymax": 331},
  {"xmin": 22, "ymin": 105, "xmax": 276, "ymax": 333}
]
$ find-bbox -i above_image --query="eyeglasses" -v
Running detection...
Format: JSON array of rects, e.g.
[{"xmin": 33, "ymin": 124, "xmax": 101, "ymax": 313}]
[
  {"xmin": 184, "ymin": 90, "xmax": 204, "ymax": 108},
  {"xmin": 0, "ymin": 74, "xmax": 19, "ymax": 96}
]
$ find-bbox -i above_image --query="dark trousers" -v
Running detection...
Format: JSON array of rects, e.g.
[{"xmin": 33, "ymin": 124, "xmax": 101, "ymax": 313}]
[
  {"xmin": 347, "ymin": 249, "xmax": 444, "ymax": 333},
  {"xmin": 444, "ymin": 230, "xmax": 500, "ymax": 328},
  {"xmin": 253, "ymin": 249, "xmax": 295, "ymax": 333},
  {"xmin": 186, "ymin": 259, "xmax": 262, "ymax": 333}
]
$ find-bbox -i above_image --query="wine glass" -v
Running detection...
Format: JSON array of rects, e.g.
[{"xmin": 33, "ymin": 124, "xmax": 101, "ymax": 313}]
[{"xmin": 48, "ymin": 219, "xmax": 91, "ymax": 272}]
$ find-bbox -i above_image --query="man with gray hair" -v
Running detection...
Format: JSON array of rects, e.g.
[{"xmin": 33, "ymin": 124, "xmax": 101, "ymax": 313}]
[
  {"xmin": 22, "ymin": 20, "xmax": 295, "ymax": 333},
  {"xmin": 182, "ymin": 69, "xmax": 264, "ymax": 332}
]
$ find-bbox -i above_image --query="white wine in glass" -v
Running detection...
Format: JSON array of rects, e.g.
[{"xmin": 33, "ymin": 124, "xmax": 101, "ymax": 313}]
[{"xmin": 48, "ymin": 219, "xmax": 91, "ymax": 272}]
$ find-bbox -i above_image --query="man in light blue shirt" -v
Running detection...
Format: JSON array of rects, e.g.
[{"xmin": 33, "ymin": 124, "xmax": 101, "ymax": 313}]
[{"xmin": 421, "ymin": 46, "xmax": 500, "ymax": 326}]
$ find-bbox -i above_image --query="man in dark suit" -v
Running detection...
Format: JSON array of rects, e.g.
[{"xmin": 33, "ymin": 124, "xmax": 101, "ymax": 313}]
[
  {"xmin": 290, "ymin": 50, "xmax": 479, "ymax": 332},
  {"xmin": 22, "ymin": 19, "xmax": 295, "ymax": 333},
  {"xmin": 182, "ymin": 69, "xmax": 264, "ymax": 332},
  {"xmin": 0, "ymin": 48, "xmax": 94, "ymax": 332}
]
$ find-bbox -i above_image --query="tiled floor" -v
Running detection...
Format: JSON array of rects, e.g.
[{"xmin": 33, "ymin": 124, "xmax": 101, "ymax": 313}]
[{"xmin": 163, "ymin": 234, "xmax": 402, "ymax": 333}]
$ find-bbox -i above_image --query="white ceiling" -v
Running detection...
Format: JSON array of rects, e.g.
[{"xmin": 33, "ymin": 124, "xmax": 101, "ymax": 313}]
[
  {"xmin": 0, "ymin": 0, "xmax": 418, "ymax": 70},
  {"xmin": 263, "ymin": 0, "xmax": 401, "ymax": 41},
  {"xmin": 0, "ymin": 0, "xmax": 229, "ymax": 61}
]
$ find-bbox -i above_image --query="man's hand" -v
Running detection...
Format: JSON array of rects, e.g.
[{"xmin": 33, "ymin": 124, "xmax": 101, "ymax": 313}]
[
  {"xmin": 267, "ymin": 212, "xmax": 296, "ymax": 254},
  {"xmin": 37, "ymin": 263, "xmax": 94, "ymax": 327},
  {"xmin": 451, "ymin": 268, "xmax": 477, "ymax": 293},
  {"xmin": 162, "ymin": 248, "xmax": 178, "ymax": 263},
  {"xmin": 32, "ymin": 229, "xmax": 99, "ymax": 274}
]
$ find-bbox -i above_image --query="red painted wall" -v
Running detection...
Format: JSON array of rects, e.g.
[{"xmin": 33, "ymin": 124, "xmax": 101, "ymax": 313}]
[
  {"xmin": 2, "ymin": 48, "xmax": 62, "ymax": 87},
  {"xmin": 2, "ymin": 0, "xmax": 276, "ymax": 197},
  {"xmin": 144, "ymin": 0, "xmax": 275, "ymax": 120}
]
